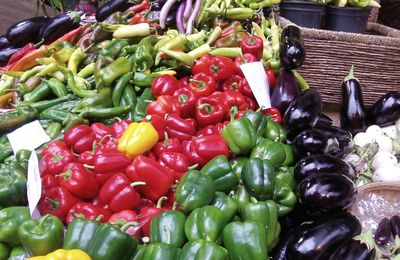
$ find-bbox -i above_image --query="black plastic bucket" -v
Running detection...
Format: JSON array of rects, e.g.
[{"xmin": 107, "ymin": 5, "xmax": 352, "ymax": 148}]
[
  {"xmin": 280, "ymin": 1, "xmax": 326, "ymax": 29},
  {"xmin": 326, "ymin": 6, "xmax": 371, "ymax": 33}
]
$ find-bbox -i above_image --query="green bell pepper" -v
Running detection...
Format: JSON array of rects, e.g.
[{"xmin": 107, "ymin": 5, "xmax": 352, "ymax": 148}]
[
  {"xmin": 0, "ymin": 206, "xmax": 30, "ymax": 246},
  {"xmin": 0, "ymin": 162, "xmax": 27, "ymax": 207},
  {"xmin": 263, "ymin": 118, "xmax": 286, "ymax": 143},
  {"xmin": 281, "ymin": 143, "xmax": 295, "ymax": 166},
  {"xmin": 241, "ymin": 158, "xmax": 275, "ymax": 201},
  {"xmin": 200, "ymin": 155, "xmax": 239, "ymax": 193},
  {"xmin": 18, "ymin": 214, "xmax": 64, "ymax": 256},
  {"xmin": 176, "ymin": 170, "xmax": 216, "ymax": 214},
  {"xmin": 143, "ymin": 243, "xmax": 181, "ymax": 260},
  {"xmin": 131, "ymin": 244, "xmax": 147, "ymax": 260},
  {"xmin": 134, "ymin": 36, "xmax": 157, "ymax": 71},
  {"xmin": 231, "ymin": 157, "xmax": 247, "ymax": 180},
  {"xmin": 221, "ymin": 118, "xmax": 257, "ymax": 155},
  {"xmin": 210, "ymin": 192, "xmax": 238, "ymax": 222},
  {"xmin": 230, "ymin": 185, "xmax": 250, "ymax": 212},
  {"xmin": 240, "ymin": 198, "xmax": 280, "ymax": 251},
  {"xmin": 242, "ymin": 110, "xmax": 268, "ymax": 136},
  {"xmin": 63, "ymin": 216, "xmax": 102, "ymax": 251},
  {"xmin": 179, "ymin": 240, "xmax": 228, "ymax": 260},
  {"xmin": 250, "ymin": 138, "xmax": 286, "ymax": 167},
  {"xmin": 275, "ymin": 166, "xmax": 296, "ymax": 191},
  {"xmin": 8, "ymin": 246, "xmax": 27, "ymax": 260},
  {"xmin": 0, "ymin": 242, "xmax": 9, "ymax": 260},
  {"xmin": 222, "ymin": 221, "xmax": 268, "ymax": 260},
  {"xmin": 86, "ymin": 222, "xmax": 138, "ymax": 260},
  {"xmin": 0, "ymin": 144, "xmax": 12, "ymax": 164},
  {"xmin": 273, "ymin": 185, "xmax": 297, "ymax": 217},
  {"xmin": 185, "ymin": 205, "xmax": 226, "ymax": 243},
  {"xmin": 73, "ymin": 87, "xmax": 113, "ymax": 111},
  {"xmin": 15, "ymin": 149, "xmax": 31, "ymax": 171},
  {"xmin": 150, "ymin": 210, "xmax": 187, "ymax": 248}
]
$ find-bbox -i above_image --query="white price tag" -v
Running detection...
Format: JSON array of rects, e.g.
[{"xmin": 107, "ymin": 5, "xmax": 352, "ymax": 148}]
[
  {"xmin": 27, "ymin": 152, "xmax": 42, "ymax": 219},
  {"xmin": 240, "ymin": 61, "xmax": 271, "ymax": 109},
  {"xmin": 7, "ymin": 120, "xmax": 50, "ymax": 154}
]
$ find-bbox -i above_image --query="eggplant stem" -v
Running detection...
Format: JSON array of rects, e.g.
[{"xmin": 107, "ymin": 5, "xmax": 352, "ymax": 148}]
[{"xmin": 344, "ymin": 65, "xmax": 359, "ymax": 82}]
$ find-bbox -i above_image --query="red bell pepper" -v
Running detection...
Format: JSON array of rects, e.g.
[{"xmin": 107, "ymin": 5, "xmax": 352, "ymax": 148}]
[
  {"xmin": 173, "ymin": 87, "xmax": 198, "ymax": 119},
  {"xmin": 95, "ymin": 137, "xmax": 118, "ymax": 153},
  {"xmin": 191, "ymin": 55, "xmax": 214, "ymax": 75},
  {"xmin": 240, "ymin": 35, "xmax": 263, "ymax": 60},
  {"xmin": 189, "ymin": 73, "xmax": 217, "ymax": 97},
  {"xmin": 56, "ymin": 162, "xmax": 99, "ymax": 200},
  {"xmin": 246, "ymin": 97, "xmax": 258, "ymax": 111},
  {"xmin": 110, "ymin": 119, "xmax": 132, "ymax": 140},
  {"xmin": 108, "ymin": 210, "xmax": 141, "ymax": 239},
  {"xmin": 165, "ymin": 114, "xmax": 197, "ymax": 142},
  {"xmin": 146, "ymin": 151, "xmax": 157, "ymax": 161},
  {"xmin": 179, "ymin": 76, "xmax": 190, "ymax": 89},
  {"xmin": 126, "ymin": 155, "xmax": 174, "ymax": 201},
  {"xmin": 41, "ymin": 175, "xmax": 58, "ymax": 198},
  {"xmin": 92, "ymin": 150, "xmax": 131, "ymax": 174},
  {"xmin": 38, "ymin": 187, "xmax": 82, "ymax": 222},
  {"xmin": 143, "ymin": 114, "xmax": 166, "ymax": 141},
  {"xmin": 262, "ymin": 107, "xmax": 282, "ymax": 124},
  {"xmin": 138, "ymin": 196, "xmax": 168, "ymax": 237},
  {"xmin": 222, "ymin": 90, "xmax": 247, "ymax": 120},
  {"xmin": 158, "ymin": 152, "xmax": 193, "ymax": 181},
  {"xmin": 239, "ymin": 77, "xmax": 254, "ymax": 98},
  {"xmin": 196, "ymin": 97, "xmax": 226, "ymax": 127},
  {"xmin": 234, "ymin": 53, "xmax": 258, "ymax": 75},
  {"xmin": 164, "ymin": 188, "xmax": 178, "ymax": 209},
  {"xmin": 152, "ymin": 135, "xmax": 181, "ymax": 159},
  {"xmin": 181, "ymin": 135, "xmax": 230, "ymax": 167},
  {"xmin": 195, "ymin": 121, "xmax": 229, "ymax": 137},
  {"xmin": 7, "ymin": 43, "xmax": 35, "ymax": 66},
  {"xmin": 146, "ymin": 95, "xmax": 181, "ymax": 118},
  {"xmin": 98, "ymin": 173, "xmax": 144, "ymax": 212},
  {"xmin": 39, "ymin": 141, "xmax": 76, "ymax": 176},
  {"xmin": 64, "ymin": 125, "xmax": 96, "ymax": 154},
  {"xmin": 77, "ymin": 150, "xmax": 94, "ymax": 165},
  {"xmin": 151, "ymin": 74, "xmax": 181, "ymax": 99},
  {"xmin": 265, "ymin": 68, "xmax": 276, "ymax": 90},
  {"xmin": 134, "ymin": 198, "xmax": 155, "ymax": 213},
  {"xmin": 208, "ymin": 91, "xmax": 224, "ymax": 102},
  {"xmin": 90, "ymin": 123, "xmax": 111, "ymax": 141},
  {"xmin": 222, "ymin": 74, "xmax": 243, "ymax": 92},
  {"xmin": 96, "ymin": 172, "xmax": 115, "ymax": 186},
  {"xmin": 192, "ymin": 55, "xmax": 236, "ymax": 81},
  {"xmin": 66, "ymin": 202, "xmax": 112, "ymax": 224}
]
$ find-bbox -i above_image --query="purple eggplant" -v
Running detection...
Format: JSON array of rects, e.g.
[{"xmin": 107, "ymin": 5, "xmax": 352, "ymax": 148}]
[
  {"xmin": 340, "ymin": 66, "xmax": 367, "ymax": 135},
  {"xmin": 95, "ymin": 0, "xmax": 130, "ymax": 22},
  {"xmin": 329, "ymin": 239, "xmax": 375, "ymax": 260},
  {"xmin": 283, "ymin": 88, "xmax": 322, "ymax": 138},
  {"xmin": 292, "ymin": 129, "xmax": 339, "ymax": 157},
  {"xmin": 271, "ymin": 70, "xmax": 301, "ymax": 115},
  {"xmin": 313, "ymin": 125, "xmax": 354, "ymax": 158},
  {"xmin": 390, "ymin": 215, "xmax": 400, "ymax": 238},
  {"xmin": 287, "ymin": 212, "xmax": 361, "ymax": 260},
  {"xmin": 294, "ymin": 154, "xmax": 355, "ymax": 182},
  {"xmin": 280, "ymin": 25, "xmax": 305, "ymax": 70},
  {"xmin": 0, "ymin": 46, "xmax": 20, "ymax": 66},
  {"xmin": 368, "ymin": 92, "xmax": 400, "ymax": 127},
  {"xmin": 6, "ymin": 16, "xmax": 50, "ymax": 47},
  {"xmin": 39, "ymin": 12, "xmax": 81, "ymax": 44},
  {"xmin": 297, "ymin": 172, "xmax": 356, "ymax": 215},
  {"xmin": 315, "ymin": 113, "xmax": 334, "ymax": 127},
  {"xmin": 374, "ymin": 218, "xmax": 393, "ymax": 246},
  {"xmin": 0, "ymin": 35, "xmax": 12, "ymax": 49}
]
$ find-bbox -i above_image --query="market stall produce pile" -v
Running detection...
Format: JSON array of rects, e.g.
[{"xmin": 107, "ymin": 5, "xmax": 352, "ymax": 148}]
[{"xmin": 0, "ymin": 0, "xmax": 399, "ymax": 259}]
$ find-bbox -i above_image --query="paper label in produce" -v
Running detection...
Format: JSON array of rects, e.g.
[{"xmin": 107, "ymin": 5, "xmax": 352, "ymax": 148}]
[
  {"xmin": 240, "ymin": 61, "xmax": 271, "ymax": 109},
  {"xmin": 7, "ymin": 120, "xmax": 50, "ymax": 154},
  {"xmin": 27, "ymin": 152, "xmax": 42, "ymax": 219}
]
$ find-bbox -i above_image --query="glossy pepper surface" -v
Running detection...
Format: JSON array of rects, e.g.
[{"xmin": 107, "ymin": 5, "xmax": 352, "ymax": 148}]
[
  {"xmin": 150, "ymin": 210, "xmax": 187, "ymax": 247},
  {"xmin": 143, "ymin": 243, "xmax": 181, "ymax": 260},
  {"xmin": 65, "ymin": 203, "xmax": 111, "ymax": 224},
  {"xmin": 138, "ymin": 196, "xmax": 169, "ymax": 237},
  {"xmin": 0, "ymin": 161, "xmax": 27, "ymax": 207},
  {"xmin": 63, "ymin": 216, "xmax": 102, "ymax": 251},
  {"xmin": 0, "ymin": 206, "xmax": 30, "ymax": 246},
  {"xmin": 151, "ymin": 74, "xmax": 181, "ymax": 98},
  {"xmin": 179, "ymin": 239, "xmax": 229, "ymax": 260},
  {"xmin": 250, "ymin": 138, "xmax": 287, "ymax": 167},
  {"xmin": 221, "ymin": 117, "xmax": 257, "ymax": 155},
  {"xmin": 241, "ymin": 158, "xmax": 275, "ymax": 201},
  {"xmin": 211, "ymin": 192, "xmax": 238, "ymax": 222},
  {"xmin": 165, "ymin": 114, "xmax": 197, "ymax": 142},
  {"xmin": 64, "ymin": 125, "xmax": 96, "ymax": 154},
  {"xmin": 146, "ymin": 95, "xmax": 181, "ymax": 118}
]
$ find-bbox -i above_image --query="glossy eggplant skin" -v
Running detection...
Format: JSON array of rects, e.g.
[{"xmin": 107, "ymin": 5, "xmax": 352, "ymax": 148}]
[
  {"xmin": 294, "ymin": 154, "xmax": 355, "ymax": 182},
  {"xmin": 315, "ymin": 113, "xmax": 333, "ymax": 127},
  {"xmin": 297, "ymin": 173, "xmax": 356, "ymax": 215},
  {"xmin": 95, "ymin": 0, "xmax": 130, "ymax": 22},
  {"xmin": 0, "ymin": 35, "xmax": 11, "ymax": 49},
  {"xmin": 6, "ymin": 16, "xmax": 50, "ymax": 47},
  {"xmin": 271, "ymin": 70, "xmax": 301, "ymax": 115},
  {"xmin": 284, "ymin": 88, "xmax": 322, "ymax": 138},
  {"xmin": 313, "ymin": 126, "xmax": 354, "ymax": 158},
  {"xmin": 375, "ymin": 218, "xmax": 393, "ymax": 246},
  {"xmin": 287, "ymin": 212, "xmax": 361, "ymax": 260},
  {"xmin": 329, "ymin": 239, "xmax": 375, "ymax": 260},
  {"xmin": 280, "ymin": 25, "xmax": 305, "ymax": 70},
  {"xmin": 368, "ymin": 91, "xmax": 400, "ymax": 127},
  {"xmin": 390, "ymin": 215, "xmax": 400, "ymax": 238},
  {"xmin": 0, "ymin": 46, "xmax": 20, "ymax": 66},
  {"xmin": 340, "ymin": 67, "xmax": 367, "ymax": 135},
  {"xmin": 292, "ymin": 129, "xmax": 339, "ymax": 158},
  {"xmin": 39, "ymin": 12, "xmax": 81, "ymax": 44}
]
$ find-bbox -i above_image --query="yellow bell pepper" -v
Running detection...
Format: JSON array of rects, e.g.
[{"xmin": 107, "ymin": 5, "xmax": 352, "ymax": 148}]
[
  {"xmin": 118, "ymin": 122, "xmax": 159, "ymax": 158},
  {"xmin": 27, "ymin": 249, "xmax": 91, "ymax": 260}
]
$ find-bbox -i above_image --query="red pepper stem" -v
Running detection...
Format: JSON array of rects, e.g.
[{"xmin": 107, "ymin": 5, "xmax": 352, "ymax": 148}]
[
  {"xmin": 95, "ymin": 214, "xmax": 104, "ymax": 221},
  {"xmin": 55, "ymin": 170, "xmax": 72, "ymax": 179},
  {"xmin": 46, "ymin": 198, "xmax": 59, "ymax": 210},
  {"xmin": 130, "ymin": 181, "xmax": 147, "ymax": 187},
  {"xmin": 50, "ymin": 150, "xmax": 63, "ymax": 162},
  {"xmin": 198, "ymin": 103, "xmax": 214, "ymax": 114},
  {"xmin": 120, "ymin": 221, "xmax": 138, "ymax": 232},
  {"xmin": 187, "ymin": 164, "xmax": 199, "ymax": 170},
  {"xmin": 83, "ymin": 164, "xmax": 95, "ymax": 170},
  {"xmin": 156, "ymin": 196, "xmax": 168, "ymax": 208},
  {"xmin": 230, "ymin": 106, "xmax": 239, "ymax": 122},
  {"xmin": 172, "ymin": 201, "xmax": 178, "ymax": 211}
]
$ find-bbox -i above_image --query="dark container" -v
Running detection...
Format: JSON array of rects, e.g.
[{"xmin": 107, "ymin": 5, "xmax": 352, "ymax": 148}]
[
  {"xmin": 280, "ymin": 1, "xmax": 326, "ymax": 29},
  {"xmin": 326, "ymin": 6, "xmax": 371, "ymax": 33}
]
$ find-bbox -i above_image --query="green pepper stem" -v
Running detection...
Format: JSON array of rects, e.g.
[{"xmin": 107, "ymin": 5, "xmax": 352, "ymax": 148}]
[
  {"xmin": 46, "ymin": 198, "xmax": 59, "ymax": 210},
  {"xmin": 55, "ymin": 169, "xmax": 72, "ymax": 179},
  {"xmin": 187, "ymin": 164, "xmax": 199, "ymax": 170},
  {"xmin": 172, "ymin": 201, "xmax": 178, "ymax": 211},
  {"xmin": 120, "ymin": 221, "xmax": 138, "ymax": 232},
  {"xmin": 95, "ymin": 214, "xmax": 104, "ymax": 221},
  {"xmin": 198, "ymin": 103, "xmax": 214, "ymax": 114},
  {"xmin": 189, "ymin": 79, "xmax": 206, "ymax": 90},
  {"xmin": 130, "ymin": 181, "xmax": 146, "ymax": 187},
  {"xmin": 50, "ymin": 150, "xmax": 63, "ymax": 163}
]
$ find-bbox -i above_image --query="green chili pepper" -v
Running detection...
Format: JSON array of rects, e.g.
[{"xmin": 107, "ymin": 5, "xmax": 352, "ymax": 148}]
[
  {"xmin": 44, "ymin": 78, "xmax": 68, "ymax": 98},
  {"xmin": 63, "ymin": 114, "xmax": 89, "ymax": 131},
  {"xmin": 133, "ymin": 72, "xmax": 169, "ymax": 87},
  {"xmin": 211, "ymin": 192, "xmax": 238, "ymax": 223},
  {"xmin": 249, "ymin": 0, "xmax": 275, "ymax": 9},
  {"xmin": 78, "ymin": 105, "xmax": 132, "ymax": 120},
  {"xmin": 0, "ymin": 207, "xmax": 30, "ymax": 246},
  {"xmin": 209, "ymin": 47, "xmax": 242, "ymax": 58},
  {"xmin": 185, "ymin": 205, "xmax": 226, "ymax": 243},
  {"xmin": 112, "ymin": 72, "xmax": 133, "ymax": 107},
  {"xmin": 39, "ymin": 109, "xmax": 69, "ymax": 123},
  {"xmin": 53, "ymin": 47, "xmax": 75, "ymax": 64},
  {"xmin": 99, "ymin": 57, "xmax": 132, "ymax": 88},
  {"xmin": 40, "ymin": 99, "xmax": 79, "ymax": 113},
  {"xmin": 160, "ymin": 49, "xmax": 195, "ymax": 66},
  {"xmin": 179, "ymin": 240, "xmax": 228, "ymax": 260},
  {"xmin": 222, "ymin": 221, "xmax": 268, "ymax": 260},
  {"xmin": 206, "ymin": 26, "xmax": 222, "ymax": 45},
  {"xmin": 121, "ymin": 84, "xmax": 137, "ymax": 121},
  {"xmin": 45, "ymin": 122, "xmax": 62, "ymax": 140},
  {"xmin": 77, "ymin": 63, "xmax": 96, "ymax": 78},
  {"xmin": 250, "ymin": 138, "xmax": 287, "ymax": 167},
  {"xmin": 176, "ymin": 170, "xmax": 216, "ymax": 214},
  {"xmin": 121, "ymin": 44, "xmax": 138, "ymax": 57},
  {"xmin": 221, "ymin": 118, "xmax": 257, "ymax": 155},
  {"xmin": 28, "ymin": 94, "xmax": 76, "ymax": 112},
  {"xmin": 200, "ymin": 155, "xmax": 239, "ymax": 193},
  {"xmin": 133, "ymin": 88, "xmax": 153, "ymax": 122},
  {"xmin": 241, "ymin": 158, "xmax": 275, "ymax": 201},
  {"xmin": 150, "ymin": 210, "xmax": 187, "ymax": 247},
  {"xmin": 73, "ymin": 87, "xmax": 113, "ymax": 111},
  {"xmin": 100, "ymin": 39, "xmax": 129, "ymax": 58},
  {"xmin": 143, "ymin": 243, "xmax": 181, "ymax": 260},
  {"xmin": 134, "ymin": 36, "xmax": 157, "ymax": 71},
  {"xmin": 0, "ymin": 105, "xmax": 38, "ymax": 133},
  {"xmin": 68, "ymin": 48, "xmax": 87, "ymax": 74},
  {"xmin": 225, "ymin": 8, "xmax": 255, "ymax": 19},
  {"xmin": 263, "ymin": 118, "xmax": 286, "ymax": 142},
  {"xmin": 48, "ymin": 41, "xmax": 73, "ymax": 51},
  {"xmin": 66, "ymin": 71, "xmax": 97, "ymax": 98},
  {"xmin": 23, "ymin": 81, "xmax": 52, "ymax": 103},
  {"xmin": 18, "ymin": 214, "xmax": 64, "ymax": 256}
]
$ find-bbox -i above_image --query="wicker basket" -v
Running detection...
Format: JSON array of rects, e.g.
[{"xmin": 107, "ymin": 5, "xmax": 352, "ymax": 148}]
[
  {"xmin": 278, "ymin": 16, "xmax": 400, "ymax": 106},
  {"xmin": 378, "ymin": 0, "xmax": 400, "ymax": 29}
]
